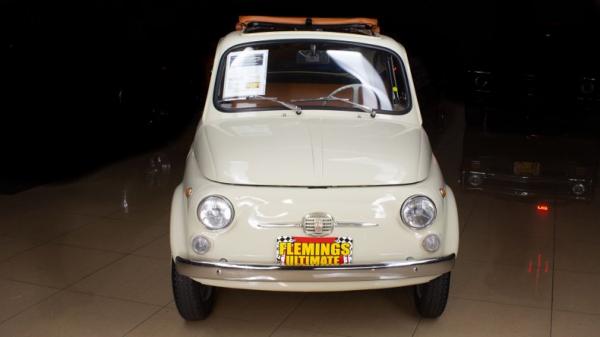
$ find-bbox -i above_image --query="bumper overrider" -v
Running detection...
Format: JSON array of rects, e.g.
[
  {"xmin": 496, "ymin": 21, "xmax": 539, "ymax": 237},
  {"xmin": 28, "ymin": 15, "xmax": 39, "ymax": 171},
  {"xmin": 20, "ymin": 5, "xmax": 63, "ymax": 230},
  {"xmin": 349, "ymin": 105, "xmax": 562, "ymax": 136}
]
[{"xmin": 175, "ymin": 254, "xmax": 455, "ymax": 283}]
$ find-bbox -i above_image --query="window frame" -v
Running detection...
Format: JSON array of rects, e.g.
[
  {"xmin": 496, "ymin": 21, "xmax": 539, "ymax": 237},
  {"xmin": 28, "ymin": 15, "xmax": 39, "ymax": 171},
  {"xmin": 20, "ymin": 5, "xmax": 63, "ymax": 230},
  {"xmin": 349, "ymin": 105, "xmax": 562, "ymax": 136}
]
[{"xmin": 212, "ymin": 39, "xmax": 413, "ymax": 115}]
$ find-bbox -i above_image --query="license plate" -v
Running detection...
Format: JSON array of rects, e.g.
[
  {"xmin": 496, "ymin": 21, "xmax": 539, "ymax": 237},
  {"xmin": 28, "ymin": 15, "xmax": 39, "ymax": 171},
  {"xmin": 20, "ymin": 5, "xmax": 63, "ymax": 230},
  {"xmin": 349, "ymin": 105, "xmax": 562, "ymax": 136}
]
[
  {"xmin": 513, "ymin": 161, "xmax": 540, "ymax": 176},
  {"xmin": 276, "ymin": 236, "xmax": 353, "ymax": 266}
]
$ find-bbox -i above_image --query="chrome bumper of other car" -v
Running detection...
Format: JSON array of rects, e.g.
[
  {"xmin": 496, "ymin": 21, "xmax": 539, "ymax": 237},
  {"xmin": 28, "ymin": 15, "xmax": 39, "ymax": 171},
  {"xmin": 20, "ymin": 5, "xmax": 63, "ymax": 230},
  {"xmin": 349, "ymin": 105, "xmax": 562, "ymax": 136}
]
[
  {"xmin": 175, "ymin": 254, "xmax": 455, "ymax": 282},
  {"xmin": 461, "ymin": 170, "xmax": 594, "ymax": 201}
]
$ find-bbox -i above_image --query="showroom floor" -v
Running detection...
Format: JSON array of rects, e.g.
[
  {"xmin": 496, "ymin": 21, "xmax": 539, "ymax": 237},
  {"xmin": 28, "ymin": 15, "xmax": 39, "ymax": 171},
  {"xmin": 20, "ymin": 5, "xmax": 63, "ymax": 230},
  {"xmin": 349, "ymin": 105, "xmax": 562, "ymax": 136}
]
[{"xmin": 1, "ymin": 104, "xmax": 599, "ymax": 337}]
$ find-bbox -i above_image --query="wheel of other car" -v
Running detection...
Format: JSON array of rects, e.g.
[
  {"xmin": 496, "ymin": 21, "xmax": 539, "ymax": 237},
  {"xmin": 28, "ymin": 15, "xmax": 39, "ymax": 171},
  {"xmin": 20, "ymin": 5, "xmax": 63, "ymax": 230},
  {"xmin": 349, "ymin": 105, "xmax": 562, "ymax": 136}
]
[
  {"xmin": 414, "ymin": 272, "xmax": 450, "ymax": 318},
  {"xmin": 171, "ymin": 261, "xmax": 215, "ymax": 320}
]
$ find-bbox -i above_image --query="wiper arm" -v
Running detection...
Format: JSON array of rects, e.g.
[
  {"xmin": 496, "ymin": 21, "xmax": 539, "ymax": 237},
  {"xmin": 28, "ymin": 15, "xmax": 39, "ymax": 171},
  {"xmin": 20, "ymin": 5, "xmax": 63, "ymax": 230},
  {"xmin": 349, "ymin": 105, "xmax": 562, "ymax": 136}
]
[
  {"xmin": 292, "ymin": 96, "xmax": 376, "ymax": 118},
  {"xmin": 221, "ymin": 95, "xmax": 302, "ymax": 115}
]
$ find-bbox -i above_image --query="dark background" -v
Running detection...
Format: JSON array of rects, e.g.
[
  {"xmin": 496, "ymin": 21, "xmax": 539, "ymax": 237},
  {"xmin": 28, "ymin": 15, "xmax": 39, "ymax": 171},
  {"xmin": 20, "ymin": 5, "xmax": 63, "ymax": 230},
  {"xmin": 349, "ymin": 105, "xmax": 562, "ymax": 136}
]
[{"xmin": 2, "ymin": 0, "xmax": 599, "ymax": 192}]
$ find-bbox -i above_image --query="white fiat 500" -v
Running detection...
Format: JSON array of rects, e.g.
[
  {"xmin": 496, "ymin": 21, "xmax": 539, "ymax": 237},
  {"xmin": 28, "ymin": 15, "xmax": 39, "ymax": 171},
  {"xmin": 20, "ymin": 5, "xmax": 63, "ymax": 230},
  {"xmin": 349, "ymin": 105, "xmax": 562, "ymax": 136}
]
[{"xmin": 171, "ymin": 16, "xmax": 458, "ymax": 320}]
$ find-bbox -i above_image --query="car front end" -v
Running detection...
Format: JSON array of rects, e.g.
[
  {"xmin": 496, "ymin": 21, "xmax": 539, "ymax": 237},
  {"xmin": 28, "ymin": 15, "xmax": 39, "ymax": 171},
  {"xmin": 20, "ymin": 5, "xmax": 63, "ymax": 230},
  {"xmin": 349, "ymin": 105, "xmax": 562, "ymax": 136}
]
[
  {"xmin": 170, "ymin": 16, "xmax": 459, "ymax": 320},
  {"xmin": 172, "ymin": 149, "xmax": 458, "ymax": 292}
]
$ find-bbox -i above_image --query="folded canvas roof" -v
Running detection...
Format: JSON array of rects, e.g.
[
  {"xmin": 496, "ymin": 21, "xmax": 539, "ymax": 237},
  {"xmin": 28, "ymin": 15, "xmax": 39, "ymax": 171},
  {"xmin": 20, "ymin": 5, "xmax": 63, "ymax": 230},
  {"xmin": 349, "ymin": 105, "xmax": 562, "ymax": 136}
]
[{"xmin": 236, "ymin": 16, "xmax": 380, "ymax": 35}]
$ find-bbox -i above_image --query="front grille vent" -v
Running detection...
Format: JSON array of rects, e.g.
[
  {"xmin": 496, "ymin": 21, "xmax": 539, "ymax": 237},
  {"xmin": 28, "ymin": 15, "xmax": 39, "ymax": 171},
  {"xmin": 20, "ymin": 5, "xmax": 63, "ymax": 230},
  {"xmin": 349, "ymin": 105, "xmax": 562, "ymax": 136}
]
[{"xmin": 302, "ymin": 212, "xmax": 335, "ymax": 236}]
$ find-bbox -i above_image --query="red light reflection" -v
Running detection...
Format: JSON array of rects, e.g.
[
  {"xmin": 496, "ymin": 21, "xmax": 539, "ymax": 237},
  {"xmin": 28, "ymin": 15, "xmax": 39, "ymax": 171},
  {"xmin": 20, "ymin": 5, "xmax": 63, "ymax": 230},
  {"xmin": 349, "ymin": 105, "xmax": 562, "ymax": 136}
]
[
  {"xmin": 528, "ymin": 253, "xmax": 550, "ymax": 294},
  {"xmin": 536, "ymin": 203, "xmax": 550, "ymax": 212}
]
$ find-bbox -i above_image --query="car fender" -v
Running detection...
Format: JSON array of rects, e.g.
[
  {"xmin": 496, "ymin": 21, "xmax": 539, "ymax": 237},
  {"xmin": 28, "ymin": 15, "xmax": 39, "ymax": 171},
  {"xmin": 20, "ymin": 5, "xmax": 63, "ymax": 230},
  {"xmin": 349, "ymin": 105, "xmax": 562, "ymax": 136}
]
[
  {"xmin": 443, "ymin": 185, "xmax": 459, "ymax": 256},
  {"xmin": 170, "ymin": 183, "xmax": 187, "ymax": 260}
]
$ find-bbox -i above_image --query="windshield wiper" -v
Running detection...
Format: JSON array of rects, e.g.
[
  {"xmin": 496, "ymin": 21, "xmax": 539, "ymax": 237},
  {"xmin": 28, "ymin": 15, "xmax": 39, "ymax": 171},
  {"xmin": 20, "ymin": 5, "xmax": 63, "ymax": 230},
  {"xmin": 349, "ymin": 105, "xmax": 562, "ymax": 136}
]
[
  {"xmin": 292, "ymin": 96, "xmax": 376, "ymax": 118},
  {"xmin": 220, "ymin": 95, "xmax": 302, "ymax": 115}
]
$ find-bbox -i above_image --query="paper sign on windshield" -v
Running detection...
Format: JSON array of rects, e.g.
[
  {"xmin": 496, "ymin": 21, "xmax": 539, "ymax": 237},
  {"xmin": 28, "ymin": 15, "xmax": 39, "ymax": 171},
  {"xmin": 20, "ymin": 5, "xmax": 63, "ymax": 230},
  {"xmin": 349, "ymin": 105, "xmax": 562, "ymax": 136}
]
[{"xmin": 223, "ymin": 49, "xmax": 268, "ymax": 99}]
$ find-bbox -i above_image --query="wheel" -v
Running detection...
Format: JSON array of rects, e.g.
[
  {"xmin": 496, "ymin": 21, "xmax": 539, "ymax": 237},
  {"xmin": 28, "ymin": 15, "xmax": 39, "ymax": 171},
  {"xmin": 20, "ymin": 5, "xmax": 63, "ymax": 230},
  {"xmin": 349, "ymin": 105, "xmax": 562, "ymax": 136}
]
[
  {"xmin": 171, "ymin": 261, "xmax": 215, "ymax": 321},
  {"xmin": 414, "ymin": 272, "xmax": 450, "ymax": 318}
]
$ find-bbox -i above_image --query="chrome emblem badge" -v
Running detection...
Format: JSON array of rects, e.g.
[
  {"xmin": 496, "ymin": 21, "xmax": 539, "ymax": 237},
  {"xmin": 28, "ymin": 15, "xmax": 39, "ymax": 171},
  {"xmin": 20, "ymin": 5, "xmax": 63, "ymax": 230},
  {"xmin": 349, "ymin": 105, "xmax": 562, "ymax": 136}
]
[
  {"xmin": 302, "ymin": 212, "xmax": 335, "ymax": 237},
  {"xmin": 314, "ymin": 218, "xmax": 324, "ymax": 234}
]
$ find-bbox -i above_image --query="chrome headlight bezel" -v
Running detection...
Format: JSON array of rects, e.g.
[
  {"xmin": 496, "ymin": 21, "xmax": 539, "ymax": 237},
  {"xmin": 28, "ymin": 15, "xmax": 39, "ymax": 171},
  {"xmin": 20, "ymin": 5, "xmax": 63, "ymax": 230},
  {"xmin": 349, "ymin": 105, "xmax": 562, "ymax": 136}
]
[
  {"xmin": 197, "ymin": 195, "xmax": 235, "ymax": 230},
  {"xmin": 400, "ymin": 195, "xmax": 437, "ymax": 229}
]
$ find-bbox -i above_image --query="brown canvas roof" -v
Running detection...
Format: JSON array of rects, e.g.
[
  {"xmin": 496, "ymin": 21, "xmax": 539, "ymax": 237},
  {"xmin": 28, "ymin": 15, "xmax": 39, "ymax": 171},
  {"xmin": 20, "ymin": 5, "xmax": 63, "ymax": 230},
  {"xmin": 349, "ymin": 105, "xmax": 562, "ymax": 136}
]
[{"xmin": 236, "ymin": 16, "xmax": 380, "ymax": 34}]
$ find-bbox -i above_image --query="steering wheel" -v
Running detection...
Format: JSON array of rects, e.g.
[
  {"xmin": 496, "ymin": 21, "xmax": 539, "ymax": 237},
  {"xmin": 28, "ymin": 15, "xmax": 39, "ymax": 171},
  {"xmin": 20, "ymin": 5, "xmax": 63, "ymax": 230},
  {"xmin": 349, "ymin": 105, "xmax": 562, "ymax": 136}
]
[{"xmin": 327, "ymin": 83, "xmax": 380, "ymax": 107}]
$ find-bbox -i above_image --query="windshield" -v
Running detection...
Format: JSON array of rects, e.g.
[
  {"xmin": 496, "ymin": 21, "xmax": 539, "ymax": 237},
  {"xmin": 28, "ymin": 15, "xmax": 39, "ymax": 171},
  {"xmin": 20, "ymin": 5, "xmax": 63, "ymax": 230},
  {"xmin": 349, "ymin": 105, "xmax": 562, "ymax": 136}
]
[{"xmin": 214, "ymin": 41, "xmax": 411, "ymax": 114}]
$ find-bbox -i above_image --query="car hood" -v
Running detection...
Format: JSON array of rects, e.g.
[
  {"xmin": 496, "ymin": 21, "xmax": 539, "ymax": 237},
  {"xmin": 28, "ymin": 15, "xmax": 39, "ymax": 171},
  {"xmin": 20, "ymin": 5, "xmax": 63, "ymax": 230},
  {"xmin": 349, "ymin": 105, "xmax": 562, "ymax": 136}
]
[{"xmin": 193, "ymin": 116, "xmax": 431, "ymax": 186}]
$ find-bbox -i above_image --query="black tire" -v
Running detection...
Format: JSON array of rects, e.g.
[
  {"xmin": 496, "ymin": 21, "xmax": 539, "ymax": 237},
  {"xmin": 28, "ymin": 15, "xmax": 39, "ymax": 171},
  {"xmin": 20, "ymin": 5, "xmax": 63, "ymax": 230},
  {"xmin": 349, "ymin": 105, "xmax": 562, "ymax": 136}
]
[
  {"xmin": 414, "ymin": 272, "xmax": 450, "ymax": 318},
  {"xmin": 171, "ymin": 261, "xmax": 215, "ymax": 321}
]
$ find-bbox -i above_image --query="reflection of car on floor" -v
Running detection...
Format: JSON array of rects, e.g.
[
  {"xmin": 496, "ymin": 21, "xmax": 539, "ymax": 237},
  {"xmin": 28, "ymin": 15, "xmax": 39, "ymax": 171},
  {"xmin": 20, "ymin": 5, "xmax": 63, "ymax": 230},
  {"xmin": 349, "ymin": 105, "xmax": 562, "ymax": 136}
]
[
  {"xmin": 170, "ymin": 16, "xmax": 459, "ymax": 321},
  {"xmin": 461, "ymin": 24, "xmax": 600, "ymax": 200}
]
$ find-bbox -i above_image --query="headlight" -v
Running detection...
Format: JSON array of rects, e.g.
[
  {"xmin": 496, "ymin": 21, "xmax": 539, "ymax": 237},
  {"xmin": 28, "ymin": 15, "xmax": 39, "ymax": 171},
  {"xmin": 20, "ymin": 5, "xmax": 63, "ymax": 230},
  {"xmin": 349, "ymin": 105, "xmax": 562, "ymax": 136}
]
[
  {"xmin": 473, "ymin": 75, "xmax": 489, "ymax": 89},
  {"xmin": 197, "ymin": 195, "xmax": 234, "ymax": 229},
  {"xmin": 467, "ymin": 173, "xmax": 483, "ymax": 187},
  {"xmin": 470, "ymin": 70, "xmax": 491, "ymax": 91},
  {"xmin": 400, "ymin": 195, "xmax": 437, "ymax": 229},
  {"xmin": 580, "ymin": 78, "xmax": 595, "ymax": 95},
  {"xmin": 572, "ymin": 183, "xmax": 586, "ymax": 196}
]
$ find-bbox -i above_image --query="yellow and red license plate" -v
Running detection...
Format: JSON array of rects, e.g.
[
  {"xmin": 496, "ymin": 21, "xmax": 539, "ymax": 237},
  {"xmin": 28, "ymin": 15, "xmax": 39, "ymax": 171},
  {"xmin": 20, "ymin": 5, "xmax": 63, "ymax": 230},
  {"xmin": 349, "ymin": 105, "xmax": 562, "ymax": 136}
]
[
  {"xmin": 276, "ymin": 236, "xmax": 353, "ymax": 266},
  {"xmin": 513, "ymin": 161, "xmax": 540, "ymax": 176}
]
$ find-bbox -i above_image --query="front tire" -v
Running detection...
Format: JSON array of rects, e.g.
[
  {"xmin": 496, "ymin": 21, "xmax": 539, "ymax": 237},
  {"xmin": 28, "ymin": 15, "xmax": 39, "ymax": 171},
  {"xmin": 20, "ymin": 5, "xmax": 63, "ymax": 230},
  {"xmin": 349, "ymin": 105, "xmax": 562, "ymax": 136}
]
[
  {"xmin": 172, "ymin": 261, "xmax": 215, "ymax": 321},
  {"xmin": 414, "ymin": 272, "xmax": 450, "ymax": 318}
]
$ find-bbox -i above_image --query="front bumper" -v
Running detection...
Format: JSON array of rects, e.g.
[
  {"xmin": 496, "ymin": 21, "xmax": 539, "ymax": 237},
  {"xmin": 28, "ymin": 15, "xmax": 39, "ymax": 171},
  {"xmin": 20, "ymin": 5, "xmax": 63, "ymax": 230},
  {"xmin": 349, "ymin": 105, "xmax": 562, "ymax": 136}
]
[{"xmin": 175, "ymin": 253, "xmax": 455, "ymax": 283}]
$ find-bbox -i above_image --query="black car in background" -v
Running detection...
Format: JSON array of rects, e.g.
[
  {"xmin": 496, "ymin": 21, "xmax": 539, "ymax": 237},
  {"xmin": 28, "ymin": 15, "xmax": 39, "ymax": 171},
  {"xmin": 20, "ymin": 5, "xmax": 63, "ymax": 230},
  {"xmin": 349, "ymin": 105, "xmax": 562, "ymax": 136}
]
[
  {"xmin": 461, "ymin": 24, "xmax": 600, "ymax": 200},
  {"xmin": 461, "ymin": 26, "xmax": 600, "ymax": 200},
  {"xmin": 2, "ymin": 38, "xmax": 205, "ymax": 193}
]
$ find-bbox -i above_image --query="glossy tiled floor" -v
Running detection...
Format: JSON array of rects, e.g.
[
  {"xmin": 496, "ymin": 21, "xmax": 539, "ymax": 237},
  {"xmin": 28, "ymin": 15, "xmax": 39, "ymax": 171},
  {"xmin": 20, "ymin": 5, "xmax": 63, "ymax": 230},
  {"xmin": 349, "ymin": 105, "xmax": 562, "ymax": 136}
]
[{"xmin": 1, "ymin": 104, "xmax": 599, "ymax": 336}]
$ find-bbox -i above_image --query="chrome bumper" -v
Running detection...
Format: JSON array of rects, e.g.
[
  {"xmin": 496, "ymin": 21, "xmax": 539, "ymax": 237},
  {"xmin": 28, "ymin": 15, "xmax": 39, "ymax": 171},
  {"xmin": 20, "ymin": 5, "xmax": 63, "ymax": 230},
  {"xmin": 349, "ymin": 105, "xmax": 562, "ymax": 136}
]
[
  {"xmin": 461, "ymin": 170, "xmax": 593, "ymax": 200},
  {"xmin": 175, "ymin": 254, "xmax": 455, "ymax": 283}
]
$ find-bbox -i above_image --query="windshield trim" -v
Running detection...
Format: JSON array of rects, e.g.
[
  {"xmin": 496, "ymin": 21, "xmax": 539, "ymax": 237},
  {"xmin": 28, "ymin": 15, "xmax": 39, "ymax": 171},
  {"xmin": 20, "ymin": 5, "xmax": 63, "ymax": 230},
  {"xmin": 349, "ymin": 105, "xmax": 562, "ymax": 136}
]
[{"xmin": 211, "ymin": 39, "xmax": 412, "ymax": 115}]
